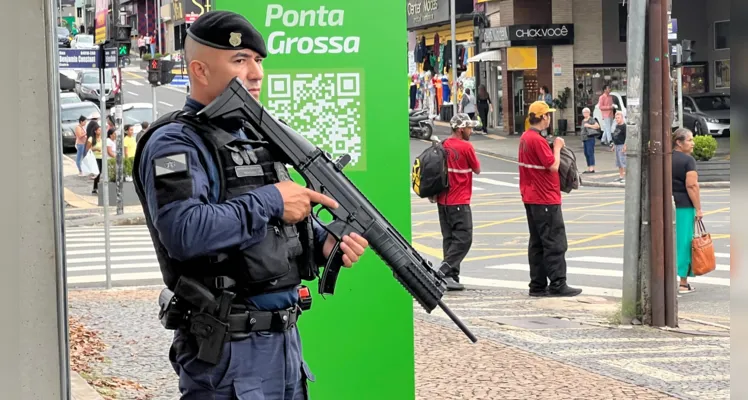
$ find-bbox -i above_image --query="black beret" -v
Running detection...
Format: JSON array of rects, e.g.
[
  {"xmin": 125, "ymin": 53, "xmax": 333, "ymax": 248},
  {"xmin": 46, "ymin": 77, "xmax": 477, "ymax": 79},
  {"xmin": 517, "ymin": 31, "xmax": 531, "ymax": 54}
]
[{"xmin": 186, "ymin": 11, "xmax": 267, "ymax": 57}]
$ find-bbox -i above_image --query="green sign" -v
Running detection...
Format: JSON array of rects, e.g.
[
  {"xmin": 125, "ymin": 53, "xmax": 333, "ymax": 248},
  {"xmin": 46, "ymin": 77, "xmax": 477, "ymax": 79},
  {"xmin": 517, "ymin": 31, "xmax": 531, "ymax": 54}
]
[{"xmin": 215, "ymin": 1, "xmax": 413, "ymax": 398}]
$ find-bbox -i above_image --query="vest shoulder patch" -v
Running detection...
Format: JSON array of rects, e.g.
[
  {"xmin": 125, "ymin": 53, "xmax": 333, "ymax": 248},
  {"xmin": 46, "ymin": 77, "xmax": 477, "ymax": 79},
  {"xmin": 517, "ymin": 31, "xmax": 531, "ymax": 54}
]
[{"xmin": 154, "ymin": 153, "xmax": 189, "ymax": 177}]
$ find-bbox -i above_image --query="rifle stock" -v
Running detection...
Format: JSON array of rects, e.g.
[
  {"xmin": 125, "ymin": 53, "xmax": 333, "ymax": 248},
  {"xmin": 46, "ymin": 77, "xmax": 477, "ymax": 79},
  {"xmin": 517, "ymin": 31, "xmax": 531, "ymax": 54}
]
[{"xmin": 197, "ymin": 78, "xmax": 477, "ymax": 343}]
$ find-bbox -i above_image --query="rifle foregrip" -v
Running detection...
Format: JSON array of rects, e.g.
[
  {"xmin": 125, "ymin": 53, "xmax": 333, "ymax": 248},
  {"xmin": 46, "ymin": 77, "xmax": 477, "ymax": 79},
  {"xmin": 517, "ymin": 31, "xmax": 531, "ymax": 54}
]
[{"xmin": 365, "ymin": 221, "xmax": 446, "ymax": 313}]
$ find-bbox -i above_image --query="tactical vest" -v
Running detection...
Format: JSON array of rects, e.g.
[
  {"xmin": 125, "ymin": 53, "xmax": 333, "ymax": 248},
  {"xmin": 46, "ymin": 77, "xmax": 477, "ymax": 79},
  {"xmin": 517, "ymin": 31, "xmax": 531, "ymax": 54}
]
[{"xmin": 132, "ymin": 111, "xmax": 319, "ymax": 297}]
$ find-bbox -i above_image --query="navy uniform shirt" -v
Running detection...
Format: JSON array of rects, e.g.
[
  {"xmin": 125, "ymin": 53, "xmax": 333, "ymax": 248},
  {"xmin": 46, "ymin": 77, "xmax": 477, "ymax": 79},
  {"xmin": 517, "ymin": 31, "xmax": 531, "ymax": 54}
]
[{"xmin": 139, "ymin": 97, "xmax": 328, "ymax": 310}]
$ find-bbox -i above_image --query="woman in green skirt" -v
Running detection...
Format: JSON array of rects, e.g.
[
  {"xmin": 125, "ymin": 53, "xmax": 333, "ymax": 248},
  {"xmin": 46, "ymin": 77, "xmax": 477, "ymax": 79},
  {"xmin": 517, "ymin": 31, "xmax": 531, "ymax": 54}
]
[{"xmin": 671, "ymin": 128, "xmax": 702, "ymax": 294}]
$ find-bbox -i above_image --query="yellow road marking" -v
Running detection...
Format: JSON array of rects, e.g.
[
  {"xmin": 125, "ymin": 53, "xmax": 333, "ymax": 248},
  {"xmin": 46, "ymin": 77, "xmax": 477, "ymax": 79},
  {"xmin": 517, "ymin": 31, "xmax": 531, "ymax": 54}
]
[
  {"xmin": 703, "ymin": 207, "xmax": 730, "ymax": 216},
  {"xmin": 123, "ymin": 71, "xmax": 142, "ymax": 79},
  {"xmin": 567, "ymin": 229, "xmax": 624, "ymax": 246}
]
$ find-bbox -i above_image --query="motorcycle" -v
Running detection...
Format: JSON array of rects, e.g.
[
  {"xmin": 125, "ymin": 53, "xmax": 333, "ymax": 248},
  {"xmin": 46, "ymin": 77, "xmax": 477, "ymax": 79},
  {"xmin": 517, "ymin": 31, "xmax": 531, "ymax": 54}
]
[{"xmin": 409, "ymin": 109, "xmax": 434, "ymax": 140}]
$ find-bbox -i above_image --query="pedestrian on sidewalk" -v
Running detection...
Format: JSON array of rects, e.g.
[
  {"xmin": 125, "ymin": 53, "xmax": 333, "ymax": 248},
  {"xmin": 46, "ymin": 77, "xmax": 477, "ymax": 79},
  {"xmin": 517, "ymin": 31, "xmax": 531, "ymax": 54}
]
[
  {"xmin": 137, "ymin": 35, "xmax": 146, "ymax": 58},
  {"xmin": 460, "ymin": 88, "xmax": 477, "ymax": 122},
  {"xmin": 579, "ymin": 107, "xmax": 600, "ymax": 174},
  {"xmin": 123, "ymin": 124, "xmax": 137, "ymax": 159},
  {"xmin": 612, "ymin": 111, "xmax": 627, "ymax": 182},
  {"xmin": 671, "ymin": 128, "xmax": 701, "ymax": 294},
  {"xmin": 477, "ymin": 84, "xmax": 493, "ymax": 133},
  {"xmin": 518, "ymin": 101, "xmax": 582, "ymax": 297},
  {"xmin": 74, "ymin": 115, "xmax": 88, "ymax": 176},
  {"xmin": 85, "ymin": 122, "xmax": 102, "ymax": 194},
  {"xmin": 436, "ymin": 113, "xmax": 481, "ymax": 291},
  {"xmin": 598, "ymin": 85, "xmax": 615, "ymax": 147}
]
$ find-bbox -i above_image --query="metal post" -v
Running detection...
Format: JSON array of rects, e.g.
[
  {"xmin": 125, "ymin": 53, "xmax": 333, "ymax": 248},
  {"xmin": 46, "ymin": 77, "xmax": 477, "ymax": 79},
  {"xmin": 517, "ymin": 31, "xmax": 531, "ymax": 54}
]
[
  {"xmin": 152, "ymin": 84, "xmax": 158, "ymax": 121},
  {"xmin": 621, "ymin": 0, "xmax": 647, "ymax": 324},
  {"xmin": 114, "ymin": 0, "xmax": 124, "ymax": 216},
  {"xmin": 661, "ymin": 0, "xmax": 677, "ymax": 328},
  {"xmin": 677, "ymin": 64, "xmax": 683, "ymax": 128},
  {"xmin": 156, "ymin": 0, "xmax": 162, "ymax": 55},
  {"xmin": 99, "ymin": 46, "xmax": 112, "ymax": 289},
  {"xmin": 450, "ymin": 0, "xmax": 457, "ymax": 116},
  {"xmin": 648, "ymin": 0, "xmax": 665, "ymax": 327}
]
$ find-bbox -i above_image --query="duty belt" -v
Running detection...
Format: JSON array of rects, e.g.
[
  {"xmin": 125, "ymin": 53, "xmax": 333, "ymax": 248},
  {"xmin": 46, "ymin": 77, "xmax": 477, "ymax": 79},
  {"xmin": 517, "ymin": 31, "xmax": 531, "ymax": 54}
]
[{"xmin": 223, "ymin": 306, "xmax": 299, "ymax": 334}]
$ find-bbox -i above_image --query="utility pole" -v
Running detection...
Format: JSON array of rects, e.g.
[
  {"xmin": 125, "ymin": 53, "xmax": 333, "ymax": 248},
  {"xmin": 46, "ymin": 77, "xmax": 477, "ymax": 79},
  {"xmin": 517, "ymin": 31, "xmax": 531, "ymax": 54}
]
[
  {"xmin": 113, "ymin": 0, "xmax": 125, "ymax": 216},
  {"xmin": 621, "ymin": 0, "xmax": 647, "ymax": 325},
  {"xmin": 450, "ymin": 0, "xmax": 457, "ymax": 116}
]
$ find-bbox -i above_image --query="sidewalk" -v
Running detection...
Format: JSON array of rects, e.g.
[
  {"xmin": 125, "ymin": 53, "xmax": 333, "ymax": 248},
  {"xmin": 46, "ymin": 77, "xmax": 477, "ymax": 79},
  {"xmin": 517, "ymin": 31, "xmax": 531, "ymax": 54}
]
[
  {"xmin": 66, "ymin": 286, "xmax": 728, "ymax": 400},
  {"xmin": 434, "ymin": 123, "xmax": 730, "ymax": 188},
  {"xmin": 62, "ymin": 155, "xmax": 145, "ymax": 227}
]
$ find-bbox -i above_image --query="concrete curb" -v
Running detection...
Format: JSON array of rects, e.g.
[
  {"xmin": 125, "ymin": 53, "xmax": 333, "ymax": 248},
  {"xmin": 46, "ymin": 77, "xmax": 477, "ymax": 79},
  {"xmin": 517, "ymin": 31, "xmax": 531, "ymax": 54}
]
[
  {"xmin": 71, "ymin": 370, "xmax": 103, "ymax": 400},
  {"xmin": 65, "ymin": 213, "xmax": 146, "ymax": 227},
  {"xmin": 472, "ymin": 147, "xmax": 731, "ymax": 189}
]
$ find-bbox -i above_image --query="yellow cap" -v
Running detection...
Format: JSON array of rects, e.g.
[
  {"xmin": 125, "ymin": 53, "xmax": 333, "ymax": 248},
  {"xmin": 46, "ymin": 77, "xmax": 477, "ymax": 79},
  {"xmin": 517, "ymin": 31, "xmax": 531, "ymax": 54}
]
[{"xmin": 528, "ymin": 101, "xmax": 556, "ymax": 117}]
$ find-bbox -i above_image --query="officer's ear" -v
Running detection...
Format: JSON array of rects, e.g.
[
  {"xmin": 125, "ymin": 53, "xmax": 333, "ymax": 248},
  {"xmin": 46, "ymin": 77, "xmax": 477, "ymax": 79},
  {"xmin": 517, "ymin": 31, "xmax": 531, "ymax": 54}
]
[{"xmin": 188, "ymin": 60, "xmax": 210, "ymax": 87}]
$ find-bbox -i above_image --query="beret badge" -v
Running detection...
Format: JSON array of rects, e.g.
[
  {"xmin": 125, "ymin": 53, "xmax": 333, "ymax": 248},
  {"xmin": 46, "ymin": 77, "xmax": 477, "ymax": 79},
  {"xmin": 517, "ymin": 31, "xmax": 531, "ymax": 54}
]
[{"xmin": 229, "ymin": 32, "xmax": 242, "ymax": 47}]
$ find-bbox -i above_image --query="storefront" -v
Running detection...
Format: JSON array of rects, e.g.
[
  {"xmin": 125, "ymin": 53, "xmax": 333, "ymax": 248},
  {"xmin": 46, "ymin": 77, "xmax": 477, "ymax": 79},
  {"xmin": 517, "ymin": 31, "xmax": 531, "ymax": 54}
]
[
  {"xmin": 482, "ymin": 23, "xmax": 575, "ymax": 134},
  {"xmin": 406, "ymin": 0, "xmax": 476, "ymax": 117}
]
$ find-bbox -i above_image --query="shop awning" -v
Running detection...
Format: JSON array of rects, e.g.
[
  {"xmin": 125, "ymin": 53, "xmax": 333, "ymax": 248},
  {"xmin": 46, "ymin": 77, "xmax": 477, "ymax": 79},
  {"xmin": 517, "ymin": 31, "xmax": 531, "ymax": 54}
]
[{"xmin": 468, "ymin": 50, "xmax": 502, "ymax": 63}]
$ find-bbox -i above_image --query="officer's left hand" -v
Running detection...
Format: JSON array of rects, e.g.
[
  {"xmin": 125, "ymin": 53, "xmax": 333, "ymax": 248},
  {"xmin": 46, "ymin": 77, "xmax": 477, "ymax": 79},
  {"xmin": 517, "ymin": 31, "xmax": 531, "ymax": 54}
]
[{"xmin": 323, "ymin": 233, "xmax": 369, "ymax": 267}]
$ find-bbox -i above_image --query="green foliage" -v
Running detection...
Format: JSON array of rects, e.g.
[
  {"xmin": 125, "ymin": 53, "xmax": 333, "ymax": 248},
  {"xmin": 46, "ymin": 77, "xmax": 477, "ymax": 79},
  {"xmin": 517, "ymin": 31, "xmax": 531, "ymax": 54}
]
[
  {"xmin": 141, "ymin": 53, "xmax": 166, "ymax": 61},
  {"xmin": 106, "ymin": 157, "xmax": 134, "ymax": 182},
  {"xmin": 552, "ymin": 87, "xmax": 572, "ymax": 112},
  {"xmin": 693, "ymin": 135, "xmax": 718, "ymax": 161}
]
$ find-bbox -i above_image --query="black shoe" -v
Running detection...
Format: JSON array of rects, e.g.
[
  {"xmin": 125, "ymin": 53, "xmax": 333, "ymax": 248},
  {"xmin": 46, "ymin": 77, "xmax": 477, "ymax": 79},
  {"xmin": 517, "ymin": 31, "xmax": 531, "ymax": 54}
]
[
  {"xmin": 529, "ymin": 289, "xmax": 548, "ymax": 297},
  {"xmin": 548, "ymin": 285, "xmax": 583, "ymax": 297},
  {"xmin": 444, "ymin": 277, "xmax": 465, "ymax": 291}
]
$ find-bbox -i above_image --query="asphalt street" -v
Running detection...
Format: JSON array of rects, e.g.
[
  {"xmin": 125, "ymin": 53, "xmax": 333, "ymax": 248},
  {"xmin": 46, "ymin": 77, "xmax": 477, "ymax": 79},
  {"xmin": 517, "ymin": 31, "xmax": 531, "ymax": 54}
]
[
  {"xmin": 408, "ymin": 137, "xmax": 731, "ymax": 322},
  {"xmin": 118, "ymin": 69, "xmax": 190, "ymax": 117}
]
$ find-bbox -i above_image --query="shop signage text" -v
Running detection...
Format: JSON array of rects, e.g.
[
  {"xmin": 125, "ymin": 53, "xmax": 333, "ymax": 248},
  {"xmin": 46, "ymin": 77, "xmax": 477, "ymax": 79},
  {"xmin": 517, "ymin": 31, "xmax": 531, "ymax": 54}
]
[
  {"xmin": 265, "ymin": 4, "xmax": 360, "ymax": 54},
  {"xmin": 173, "ymin": 0, "xmax": 212, "ymax": 24},
  {"xmin": 406, "ymin": 0, "xmax": 449, "ymax": 29},
  {"xmin": 508, "ymin": 24, "xmax": 574, "ymax": 46}
]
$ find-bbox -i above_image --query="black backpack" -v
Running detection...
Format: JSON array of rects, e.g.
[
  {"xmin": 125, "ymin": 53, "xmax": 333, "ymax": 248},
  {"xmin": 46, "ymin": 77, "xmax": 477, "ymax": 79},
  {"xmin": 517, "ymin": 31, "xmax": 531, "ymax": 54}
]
[{"xmin": 411, "ymin": 142, "xmax": 450, "ymax": 198}]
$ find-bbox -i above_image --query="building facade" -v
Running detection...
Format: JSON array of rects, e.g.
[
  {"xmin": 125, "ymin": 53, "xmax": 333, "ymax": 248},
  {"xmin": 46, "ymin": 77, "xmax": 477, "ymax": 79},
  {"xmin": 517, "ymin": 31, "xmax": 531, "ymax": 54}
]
[{"xmin": 473, "ymin": 0, "xmax": 730, "ymax": 134}]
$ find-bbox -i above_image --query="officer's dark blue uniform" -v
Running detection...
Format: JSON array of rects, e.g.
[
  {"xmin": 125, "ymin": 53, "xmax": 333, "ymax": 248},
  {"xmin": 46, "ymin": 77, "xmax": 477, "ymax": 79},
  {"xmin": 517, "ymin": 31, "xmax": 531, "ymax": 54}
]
[{"xmin": 134, "ymin": 11, "xmax": 325, "ymax": 399}]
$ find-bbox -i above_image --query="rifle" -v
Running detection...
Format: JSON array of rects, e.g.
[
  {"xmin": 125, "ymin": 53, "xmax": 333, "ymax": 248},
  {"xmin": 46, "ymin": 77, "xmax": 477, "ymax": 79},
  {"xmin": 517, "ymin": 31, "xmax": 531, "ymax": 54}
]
[{"xmin": 197, "ymin": 78, "xmax": 477, "ymax": 343}]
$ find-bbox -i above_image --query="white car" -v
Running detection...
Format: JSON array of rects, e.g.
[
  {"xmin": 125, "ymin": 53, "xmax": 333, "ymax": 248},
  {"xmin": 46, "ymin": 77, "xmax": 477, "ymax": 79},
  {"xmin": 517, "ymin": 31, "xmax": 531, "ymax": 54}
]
[
  {"xmin": 71, "ymin": 34, "xmax": 96, "ymax": 49},
  {"xmin": 111, "ymin": 103, "xmax": 153, "ymax": 135},
  {"xmin": 59, "ymin": 92, "xmax": 83, "ymax": 105},
  {"xmin": 593, "ymin": 91, "xmax": 627, "ymax": 125}
]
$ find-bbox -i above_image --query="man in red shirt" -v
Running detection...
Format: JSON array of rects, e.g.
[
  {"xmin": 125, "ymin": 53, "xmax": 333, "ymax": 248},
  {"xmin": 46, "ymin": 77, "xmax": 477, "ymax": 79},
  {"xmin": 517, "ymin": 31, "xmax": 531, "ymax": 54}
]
[
  {"xmin": 518, "ymin": 101, "xmax": 582, "ymax": 297},
  {"xmin": 436, "ymin": 113, "xmax": 481, "ymax": 291}
]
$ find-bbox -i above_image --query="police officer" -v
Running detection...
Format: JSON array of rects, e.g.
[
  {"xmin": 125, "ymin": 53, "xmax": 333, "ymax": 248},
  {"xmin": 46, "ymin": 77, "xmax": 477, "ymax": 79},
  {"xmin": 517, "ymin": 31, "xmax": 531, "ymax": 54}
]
[{"xmin": 133, "ymin": 11, "xmax": 369, "ymax": 399}]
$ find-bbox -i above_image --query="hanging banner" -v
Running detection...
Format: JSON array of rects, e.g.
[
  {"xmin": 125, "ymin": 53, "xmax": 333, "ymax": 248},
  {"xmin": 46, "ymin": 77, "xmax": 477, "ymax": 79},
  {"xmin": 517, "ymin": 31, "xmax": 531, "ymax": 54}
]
[
  {"xmin": 215, "ymin": 1, "xmax": 413, "ymax": 399},
  {"xmin": 94, "ymin": 0, "xmax": 108, "ymax": 44}
]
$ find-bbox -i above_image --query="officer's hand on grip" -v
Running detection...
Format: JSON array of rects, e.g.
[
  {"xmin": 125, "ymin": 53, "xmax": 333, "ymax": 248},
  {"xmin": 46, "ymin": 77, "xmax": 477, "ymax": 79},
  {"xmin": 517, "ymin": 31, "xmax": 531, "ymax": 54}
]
[{"xmin": 275, "ymin": 181, "xmax": 339, "ymax": 224}]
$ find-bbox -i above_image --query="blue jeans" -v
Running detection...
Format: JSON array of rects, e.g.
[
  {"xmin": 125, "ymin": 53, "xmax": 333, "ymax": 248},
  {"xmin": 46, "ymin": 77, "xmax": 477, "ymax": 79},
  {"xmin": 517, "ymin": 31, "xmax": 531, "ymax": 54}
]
[
  {"xmin": 601, "ymin": 117, "xmax": 614, "ymax": 144},
  {"xmin": 582, "ymin": 139, "xmax": 595, "ymax": 167},
  {"xmin": 75, "ymin": 143, "xmax": 86, "ymax": 173}
]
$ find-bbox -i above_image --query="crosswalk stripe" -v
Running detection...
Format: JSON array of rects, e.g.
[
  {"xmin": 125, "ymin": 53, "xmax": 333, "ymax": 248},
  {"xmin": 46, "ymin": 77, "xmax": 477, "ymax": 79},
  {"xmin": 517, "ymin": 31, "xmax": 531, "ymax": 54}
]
[
  {"xmin": 66, "ymin": 247, "xmax": 156, "ymax": 256},
  {"xmin": 566, "ymin": 256, "xmax": 730, "ymax": 272},
  {"xmin": 66, "ymin": 241, "xmax": 154, "ymax": 248},
  {"xmin": 479, "ymin": 172, "xmax": 518, "ymax": 176},
  {"xmin": 67, "ymin": 271, "xmax": 163, "ymax": 284},
  {"xmin": 126, "ymin": 79, "xmax": 144, "ymax": 86},
  {"xmin": 67, "ymin": 254, "xmax": 156, "ymax": 264},
  {"xmin": 485, "ymin": 263, "xmax": 730, "ymax": 286},
  {"xmin": 68, "ymin": 262, "xmax": 159, "ymax": 272},
  {"xmin": 473, "ymin": 177, "xmax": 519, "ymax": 188},
  {"xmin": 66, "ymin": 236, "xmax": 152, "ymax": 242},
  {"xmin": 472, "ymin": 186, "xmax": 485, "ymax": 191},
  {"xmin": 459, "ymin": 276, "xmax": 623, "ymax": 298}
]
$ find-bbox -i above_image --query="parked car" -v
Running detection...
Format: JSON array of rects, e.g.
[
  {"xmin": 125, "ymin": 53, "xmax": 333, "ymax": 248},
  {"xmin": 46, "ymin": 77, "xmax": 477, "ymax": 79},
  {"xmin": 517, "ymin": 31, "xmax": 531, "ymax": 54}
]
[
  {"xmin": 111, "ymin": 103, "xmax": 153, "ymax": 136},
  {"xmin": 75, "ymin": 69, "xmax": 121, "ymax": 107},
  {"xmin": 593, "ymin": 91, "xmax": 627, "ymax": 125},
  {"xmin": 59, "ymin": 92, "xmax": 83, "ymax": 105},
  {"xmin": 57, "ymin": 27, "xmax": 71, "ymax": 48},
  {"xmin": 60, "ymin": 102, "xmax": 101, "ymax": 151},
  {"xmin": 71, "ymin": 34, "xmax": 96, "ymax": 49},
  {"xmin": 682, "ymin": 93, "xmax": 730, "ymax": 136}
]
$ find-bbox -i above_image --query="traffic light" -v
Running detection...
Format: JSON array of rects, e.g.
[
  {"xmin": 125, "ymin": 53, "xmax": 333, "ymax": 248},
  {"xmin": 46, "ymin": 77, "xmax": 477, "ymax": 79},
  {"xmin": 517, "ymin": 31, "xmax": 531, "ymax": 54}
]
[
  {"xmin": 114, "ymin": 25, "xmax": 132, "ymax": 42},
  {"xmin": 147, "ymin": 59, "xmax": 177, "ymax": 86},
  {"xmin": 681, "ymin": 39, "xmax": 694, "ymax": 63},
  {"xmin": 118, "ymin": 43, "xmax": 131, "ymax": 56}
]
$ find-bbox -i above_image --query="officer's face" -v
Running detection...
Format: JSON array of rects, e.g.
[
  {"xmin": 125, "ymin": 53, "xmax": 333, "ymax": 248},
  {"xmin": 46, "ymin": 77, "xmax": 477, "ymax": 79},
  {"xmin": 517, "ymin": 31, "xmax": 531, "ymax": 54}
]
[{"xmin": 212, "ymin": 48, "xmax": 264, "ymax": 100}]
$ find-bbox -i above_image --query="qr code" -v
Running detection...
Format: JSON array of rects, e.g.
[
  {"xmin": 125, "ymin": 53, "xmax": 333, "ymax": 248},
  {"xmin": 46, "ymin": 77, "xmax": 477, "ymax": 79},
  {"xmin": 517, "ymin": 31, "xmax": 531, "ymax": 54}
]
[{"xmin": 266, "ymin": 72, "xmax": 364, "ymax": 167}]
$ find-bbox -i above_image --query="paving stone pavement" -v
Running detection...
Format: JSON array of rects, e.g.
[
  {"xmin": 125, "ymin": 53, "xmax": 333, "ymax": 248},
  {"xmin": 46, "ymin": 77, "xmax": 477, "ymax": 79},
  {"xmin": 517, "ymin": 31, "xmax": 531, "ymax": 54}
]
[{"xmin": 67, "ymin": 287, "xmax": 729, "ymax": 400}]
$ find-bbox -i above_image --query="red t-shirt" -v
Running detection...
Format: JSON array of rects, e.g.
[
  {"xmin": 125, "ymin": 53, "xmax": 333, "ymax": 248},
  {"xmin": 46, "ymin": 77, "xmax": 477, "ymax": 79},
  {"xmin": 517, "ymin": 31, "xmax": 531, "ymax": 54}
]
[
  {"xmin": 518, "ymin": 129, "xmax": 561, "ymax": 205},
  {"xmin": 436, "ymin": 137, "xmax": 480, "ymax": 206}
]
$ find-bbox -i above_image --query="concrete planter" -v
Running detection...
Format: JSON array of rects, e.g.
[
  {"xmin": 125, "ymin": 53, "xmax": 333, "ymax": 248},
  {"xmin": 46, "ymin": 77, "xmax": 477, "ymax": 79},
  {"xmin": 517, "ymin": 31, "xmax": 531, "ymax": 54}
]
[{"xmin": 97, "ymin": 181, "xmax": 140, "ymax": 207}]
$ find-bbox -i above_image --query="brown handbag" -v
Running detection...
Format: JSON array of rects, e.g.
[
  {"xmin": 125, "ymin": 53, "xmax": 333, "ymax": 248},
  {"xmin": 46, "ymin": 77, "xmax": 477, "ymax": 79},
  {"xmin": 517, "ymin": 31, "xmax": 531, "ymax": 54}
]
[{"xmin": 691, "ymin": 218, "xmax": 716, "ymax": 276}]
